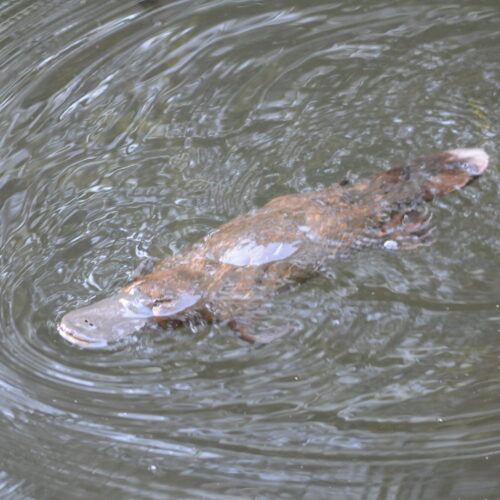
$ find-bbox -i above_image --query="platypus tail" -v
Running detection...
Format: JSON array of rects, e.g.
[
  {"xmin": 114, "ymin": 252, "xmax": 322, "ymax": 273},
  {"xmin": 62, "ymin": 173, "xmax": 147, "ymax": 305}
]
[
  {"xmin": 379, "ymin": 148, "xmax": 489, "ymax": 202},
  {"xmin": 350, "ymin": 148, "xmax": 489, "ymax": 250}
]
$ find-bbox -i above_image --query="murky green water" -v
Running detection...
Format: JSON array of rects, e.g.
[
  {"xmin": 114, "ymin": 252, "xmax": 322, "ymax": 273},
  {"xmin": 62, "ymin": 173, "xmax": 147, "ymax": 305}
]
[{"xmin": 0, "ymin": 0, "xmax": 498, "ymax": 498}]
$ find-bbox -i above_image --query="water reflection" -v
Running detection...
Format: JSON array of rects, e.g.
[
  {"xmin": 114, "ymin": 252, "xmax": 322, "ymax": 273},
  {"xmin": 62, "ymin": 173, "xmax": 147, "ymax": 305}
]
[
  {"xmin": 219, "ymin": 239, "xmax": 299, "ymax": 266},
  {"xmin": 0, "ymin": 0, "xmax": 499, "ymax": 498}
]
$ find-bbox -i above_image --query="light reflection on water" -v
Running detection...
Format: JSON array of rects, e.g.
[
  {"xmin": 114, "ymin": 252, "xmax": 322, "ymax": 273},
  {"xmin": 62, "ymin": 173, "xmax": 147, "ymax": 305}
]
[
  {"xmin": 0, "ymin": 0, "xmax": 499, "ymax": 498},
  {"xmin": 219, "ymin": 239, "xmax": 299, "ymax": 266}
]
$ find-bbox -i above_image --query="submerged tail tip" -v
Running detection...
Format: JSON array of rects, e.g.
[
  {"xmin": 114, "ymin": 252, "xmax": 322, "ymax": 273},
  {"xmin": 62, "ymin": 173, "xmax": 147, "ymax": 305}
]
[{"xmin": 446, "ymin": 148, "xmax": 489, "ymax": 175}]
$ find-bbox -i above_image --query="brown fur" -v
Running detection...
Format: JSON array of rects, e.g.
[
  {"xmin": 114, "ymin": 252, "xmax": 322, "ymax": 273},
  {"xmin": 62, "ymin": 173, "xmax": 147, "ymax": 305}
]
[{"xmin": 58, "ymin": 148, "xmax": 489, "ymax": 345}]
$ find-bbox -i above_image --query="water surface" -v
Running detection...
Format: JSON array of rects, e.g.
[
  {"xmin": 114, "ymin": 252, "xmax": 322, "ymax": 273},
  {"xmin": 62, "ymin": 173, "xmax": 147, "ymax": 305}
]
[{"xmin": 0, "ymin": 0, "xmax": 499, "ymax": 498}]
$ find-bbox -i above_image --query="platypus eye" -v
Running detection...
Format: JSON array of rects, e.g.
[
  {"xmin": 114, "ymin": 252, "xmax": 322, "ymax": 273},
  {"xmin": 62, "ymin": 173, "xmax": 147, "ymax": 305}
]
[{"xmin": 153, "ymin": 296, "xmax": 175, "ymax": 306}]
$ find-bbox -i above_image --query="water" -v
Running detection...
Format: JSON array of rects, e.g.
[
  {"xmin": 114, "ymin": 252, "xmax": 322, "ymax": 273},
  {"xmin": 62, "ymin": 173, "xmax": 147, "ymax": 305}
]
[{"xmin": 0, "ymin": 0, "xmax": 499, "ymax": 498}]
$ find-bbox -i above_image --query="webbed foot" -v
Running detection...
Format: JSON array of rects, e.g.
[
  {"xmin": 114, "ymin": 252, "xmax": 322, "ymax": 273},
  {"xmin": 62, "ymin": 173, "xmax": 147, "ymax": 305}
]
[
  {"xmin": 380, "ymin": 207, "xmax": 435, "ymax": 250},
  {"xmin": 132, "ymin": 257, "xmax": 160, "ymax": 279},
  {"xmin": 228, "ymin": 317, "xmax": 291, "ymax": 344}
]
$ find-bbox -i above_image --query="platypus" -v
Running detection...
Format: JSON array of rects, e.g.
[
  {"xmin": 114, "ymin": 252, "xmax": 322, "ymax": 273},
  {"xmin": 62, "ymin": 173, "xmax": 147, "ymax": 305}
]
[{"xmin": 58, "ymin": 148, "xmax": 489, "ymax": 346}]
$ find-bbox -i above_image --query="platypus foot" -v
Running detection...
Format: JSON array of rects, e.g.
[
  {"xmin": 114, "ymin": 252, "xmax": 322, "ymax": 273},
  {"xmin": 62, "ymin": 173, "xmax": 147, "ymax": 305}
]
[{"xmin": 381, "ymin": 206, "xmax": 435, "ymax": 250}]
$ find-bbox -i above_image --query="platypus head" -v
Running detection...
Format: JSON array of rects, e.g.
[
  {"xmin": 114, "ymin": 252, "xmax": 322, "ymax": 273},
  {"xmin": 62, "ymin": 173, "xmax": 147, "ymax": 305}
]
[
  {"xmin": 58, "ymin": 284, "xmax": 202, "ymax": 346},
  {"xmin": 58, "ymin": 288, "xmax": 156, "ymax": 346}
]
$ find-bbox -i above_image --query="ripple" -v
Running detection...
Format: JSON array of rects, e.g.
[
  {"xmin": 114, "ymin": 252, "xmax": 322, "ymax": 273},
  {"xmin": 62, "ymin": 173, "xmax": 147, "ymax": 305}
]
[{"xmin": 0, "ymin": 0, "xmax": 499, "ymax": 498}]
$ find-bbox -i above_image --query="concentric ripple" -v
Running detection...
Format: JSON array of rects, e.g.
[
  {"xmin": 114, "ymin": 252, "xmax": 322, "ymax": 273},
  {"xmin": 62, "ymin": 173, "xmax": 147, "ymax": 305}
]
[{"xmin": 0, "ymin": 0, "xmax": 499, "ymax": 498}]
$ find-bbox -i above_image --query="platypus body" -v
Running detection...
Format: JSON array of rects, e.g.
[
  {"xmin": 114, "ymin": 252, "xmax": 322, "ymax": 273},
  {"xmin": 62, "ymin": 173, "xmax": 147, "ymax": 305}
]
[{"xmin": 58, "ymin": 148, "xmax": 489, "ymax": 346}]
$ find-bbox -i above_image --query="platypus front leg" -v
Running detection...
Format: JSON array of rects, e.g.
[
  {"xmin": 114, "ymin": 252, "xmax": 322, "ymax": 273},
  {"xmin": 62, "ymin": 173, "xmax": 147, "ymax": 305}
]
[
  {"xmin": 228, "ymin": 316, "xmax": 293, "ymax": 344},
  {"xmin": 215, "ymin": 301, "xmax": 294, "ymax": 344},
  {"xmin": 131, "ymin": 257, "xmax": 160, "ymax": 279}
]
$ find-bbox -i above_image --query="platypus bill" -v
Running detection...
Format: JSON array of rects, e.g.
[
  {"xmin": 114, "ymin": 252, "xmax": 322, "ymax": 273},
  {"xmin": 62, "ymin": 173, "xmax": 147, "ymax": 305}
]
[{"xmin": 58, "ymin": 148, "xmax": 489, "ymax": 347}]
